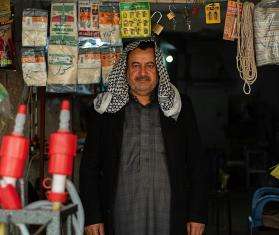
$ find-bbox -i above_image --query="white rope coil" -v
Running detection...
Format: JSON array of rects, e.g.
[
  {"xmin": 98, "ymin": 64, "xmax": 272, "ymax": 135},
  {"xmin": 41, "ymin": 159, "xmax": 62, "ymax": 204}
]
[{"xmin": 236, "ymin": 1, "xmax": 258, "ymax": 95}]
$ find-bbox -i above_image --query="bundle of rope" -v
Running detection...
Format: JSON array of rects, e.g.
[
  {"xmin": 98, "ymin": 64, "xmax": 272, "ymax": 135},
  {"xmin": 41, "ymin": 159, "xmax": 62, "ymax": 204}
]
[{"xmin": 236, "ymin": 0, "xmax": 257, "ymax": 95}]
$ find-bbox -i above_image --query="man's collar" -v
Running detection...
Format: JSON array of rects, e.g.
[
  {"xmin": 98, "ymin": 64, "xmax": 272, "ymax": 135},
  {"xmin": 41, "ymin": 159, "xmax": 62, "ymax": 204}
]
[{"xmin": 129, "ymin": 91, "xmax": 158, "ymax": 106}]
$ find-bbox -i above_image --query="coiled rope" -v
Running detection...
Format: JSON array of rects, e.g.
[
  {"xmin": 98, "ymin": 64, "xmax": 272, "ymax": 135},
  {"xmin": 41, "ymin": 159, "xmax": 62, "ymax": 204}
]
[{"xmin": 236, "ymin": 1, "xmax": 257, "ymax": 95}]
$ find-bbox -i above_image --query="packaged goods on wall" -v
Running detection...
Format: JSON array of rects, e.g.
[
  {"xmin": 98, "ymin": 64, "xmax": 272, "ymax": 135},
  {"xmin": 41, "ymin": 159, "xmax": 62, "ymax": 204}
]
[
  {"xmin": 0, "ymin": 0, "xmax": 10, "ymax": 13},
  {"xmin": 47, "ymin": 44, "xmax": 78, "ymax": 85},
  {"xmin": 101, "ymin": 45, "xmax": 122, "ymax": 84},
  {"xmin": 99, "ymin": 3, "xmax": 122, "ymax": 46},
  {"xmin": 22, "ymin": 48, "xmax": 47, "ymax": 86},
  {"xmin": 22, "ymin": 9, "xmax": 48, "ymax": 47},
  {"xmin": 78, "ymin": 0, "xmax": 100, "ymax": 37},
  {"xmin": 223, "ymin": 0, "xmax": 242, "ymax": 41},
  {"xmin": 48, "ymin": 1, "xmax": 79, "ymax": 87},
  {"xmin": 50, "ymin": 2, "xmax": 78, "ymax": 46},
  {"xmin": 254, "ymin": 1, "xmax": 279, "ymax": 66},
  {"xmin": 205, "ymin": 3, "xmax": 221, "ymax": 24},
  {"xmin": 119, "ymin": 2, "xmax": 151, "ymax": 38},
  {"xmin": 0, "ymin": 23, "xmax": 14, "ymax": 67},
  {"xmin": 78, "ymin": 45, "xmax": 101, "ymax": 84}
]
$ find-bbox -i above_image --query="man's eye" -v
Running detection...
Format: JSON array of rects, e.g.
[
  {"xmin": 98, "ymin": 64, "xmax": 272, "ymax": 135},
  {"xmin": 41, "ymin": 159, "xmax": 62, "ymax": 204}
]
[
  {"xmin": 147, "ymin": 63, "xmax": 155, "ymax": 69},
  {"xmin": 132, "ymin": 64, "xmax": 141, "ymax": 69}
]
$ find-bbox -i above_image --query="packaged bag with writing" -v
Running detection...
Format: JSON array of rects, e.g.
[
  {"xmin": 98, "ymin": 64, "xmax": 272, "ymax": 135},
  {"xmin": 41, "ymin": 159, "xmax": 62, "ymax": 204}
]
[
  {"xmin": 120, "ymin": 2, "xmax": 151, "ymax": 38},
  {"xmin": 99, "ymin": 3, "xmax": 122, "ymax": 46},
  {"xmin": 50, "ymin": 2, "xmax": 78, "ymax": 46},
  {"xmin": 47, "ymin": 44, "xmax": 78, "ymax": 85},
  {"xmin": 0, "ymin": 11, "xmax": 11, "ymax": 25},
  {"xmin": 22, "ymin": 48, "xmax": 47, "ymax": 86},
  {"xmin": 0, "ymin": 23, "xmax": 14, "ymax": 68},
  {"xmin": 101, "ymin": 45, "xmax": 122, "ymax": 85},
  {"xmin": 78, "ymin": 0, "xmax": 100, "ymax": 38},
  {"xmin": 0, "ymin": 0, "xmax": 10, "ymax": 13},
  {"xmin": 22, "ymin": 9, "xmax": 48, "ymax": 47},
  {"xmin": 78, "ymin": 38, "xmax": 101, "ymax": 84},
  {"xmin": 254, "ymin": 0, "xmax": 279, "ymax": 66},
  {"xmin": 0, "ymin": 0, "xmax": 11, "ymax": 25}
]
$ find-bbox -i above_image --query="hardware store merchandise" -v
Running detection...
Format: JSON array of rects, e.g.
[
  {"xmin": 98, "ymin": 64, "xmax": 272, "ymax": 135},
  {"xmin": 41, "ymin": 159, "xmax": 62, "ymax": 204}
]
[{"xmin": 0, "ymin": 0, "xmax": 279, "ymax": 234}]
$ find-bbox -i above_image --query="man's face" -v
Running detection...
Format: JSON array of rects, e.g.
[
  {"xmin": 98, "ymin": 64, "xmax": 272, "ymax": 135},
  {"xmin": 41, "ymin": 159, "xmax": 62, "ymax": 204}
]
[{"xmin": 127, "ymin": 47, "xmax": 158, "ymax": 97}]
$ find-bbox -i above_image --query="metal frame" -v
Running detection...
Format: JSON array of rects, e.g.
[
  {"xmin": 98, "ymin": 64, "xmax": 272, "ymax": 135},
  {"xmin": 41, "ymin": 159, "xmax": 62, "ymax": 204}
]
[{"xmin": 0, "ymin": 204, "xmax": 77, "ymax": 235}]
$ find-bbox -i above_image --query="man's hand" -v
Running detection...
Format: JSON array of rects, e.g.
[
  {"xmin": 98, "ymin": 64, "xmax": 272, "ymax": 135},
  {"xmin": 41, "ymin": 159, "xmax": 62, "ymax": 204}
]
[
  {"xmin": 186, "ymin": 222, "xmax": 205, "ymax": 235},
  {"xmin": 85, "ymin": 223, "xmax": 105, "ymax": 235}
]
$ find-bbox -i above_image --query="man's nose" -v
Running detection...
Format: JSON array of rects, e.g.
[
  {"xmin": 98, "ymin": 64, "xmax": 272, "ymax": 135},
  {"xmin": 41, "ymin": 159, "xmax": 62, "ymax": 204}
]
[{"xmin": 139, "ymin": 66, "xmax": 148, "ymax": 76}]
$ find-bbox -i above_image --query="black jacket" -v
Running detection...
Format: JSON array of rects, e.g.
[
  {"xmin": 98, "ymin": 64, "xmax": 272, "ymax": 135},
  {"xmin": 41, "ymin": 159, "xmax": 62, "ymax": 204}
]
[{"xmin": 79, "ymin": 95, "xmax": 208, "ymax": 235}]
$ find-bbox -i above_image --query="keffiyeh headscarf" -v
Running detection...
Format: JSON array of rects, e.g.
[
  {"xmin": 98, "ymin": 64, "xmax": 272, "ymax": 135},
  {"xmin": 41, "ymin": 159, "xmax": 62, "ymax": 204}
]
[{"xmin": 94, "ymin": 39, "xmax": 182, "ymax": 120}]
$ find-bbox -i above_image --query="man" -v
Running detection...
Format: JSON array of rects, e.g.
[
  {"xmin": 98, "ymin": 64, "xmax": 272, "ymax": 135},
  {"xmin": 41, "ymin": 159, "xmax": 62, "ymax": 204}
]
[{"xmin": 80, "ymin": 39, "xmax": 208, "ymax": 235}]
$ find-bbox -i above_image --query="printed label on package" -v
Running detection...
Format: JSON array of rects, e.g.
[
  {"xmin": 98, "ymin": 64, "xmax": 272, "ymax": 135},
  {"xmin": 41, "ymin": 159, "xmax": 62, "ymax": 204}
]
[{"xmin": 119, "ymin": 2, "xmax": 151, "ymax": 38}]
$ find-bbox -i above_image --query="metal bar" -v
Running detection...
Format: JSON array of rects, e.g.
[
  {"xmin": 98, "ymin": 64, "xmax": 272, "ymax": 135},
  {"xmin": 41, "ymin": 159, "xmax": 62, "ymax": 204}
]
[
  {"xmin": 0, "ymin": 210, "xmax": 51, "ymax": 225},
  {"xmin": 38, "ymin": 87, "xmax": 46, "ymax": 193},
  {"xmin": 46, "ymin": 214, "xmax": 60, "ymax": 235},
  {"xmin": 66, "ymin": 215, "xmax": 72, "ymax": 235},
  {"xmin": 60, "ymin": 204, "xmax": 78, "ymax": 218},
  {"xmin": 0, "ymin": 204, "xmax": 77, "ymax": 225}
]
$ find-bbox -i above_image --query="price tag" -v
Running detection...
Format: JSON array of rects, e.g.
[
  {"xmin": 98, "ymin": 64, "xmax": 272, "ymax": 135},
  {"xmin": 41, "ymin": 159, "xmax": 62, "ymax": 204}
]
[{"xmin": 120, "ymin": 2, "xmax": 151, "ymax": 38}]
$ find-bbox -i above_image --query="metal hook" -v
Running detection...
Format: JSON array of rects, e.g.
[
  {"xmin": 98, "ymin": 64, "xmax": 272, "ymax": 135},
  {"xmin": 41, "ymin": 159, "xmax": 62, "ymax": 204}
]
[
  {"xmin": 169, "ymin": 4, "xmax": 177, "ymax": 12},
  {"xmin": 151, "ymin": 11, "xmax": 162, "ymax": 24}
]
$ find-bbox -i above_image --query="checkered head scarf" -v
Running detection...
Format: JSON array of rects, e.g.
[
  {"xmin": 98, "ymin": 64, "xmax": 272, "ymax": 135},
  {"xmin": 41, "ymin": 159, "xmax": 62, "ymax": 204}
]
[{"xmin": 94, "ymin": 39, "xmax": 182, "ymax": 120}]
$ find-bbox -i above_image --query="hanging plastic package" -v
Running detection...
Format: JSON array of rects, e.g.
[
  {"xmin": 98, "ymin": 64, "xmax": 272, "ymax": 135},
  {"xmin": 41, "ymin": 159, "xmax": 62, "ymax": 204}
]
[
  {"xmin": 78, "ymin": 39, "xmax": 101, "ymax": 84},
  {"xmin": 0, "ymin": 11, "xmax": 11, "ymax": 25},
  {"xmin": 50, "ymin": 2, "xmax": 78, "ymax": 46},
  {"xmin": 0, "ymin": 23, "xmax": 14, "ymax": 68},
  {"xmin": 46, "ymin": 84, "xmax": 76, "ymax": 93},
  {"xmin": 205, "ymin": 3, "xmax": 221, "ymax": 24},
  {"xmin": 22, "ymin": 48, "xmax": 47, "ymax": 86},
  {"xmin": 22, "ymin": 9, "xmax": 48, "ymax": 47},
  {"xmin": 120, "ymin": 2, "xmax": 151, "ymax": 38},
  {"xmin": 47, "ymin": 44, "xmax": 78, "ymax": 85},
  {"xmin": 0, "ymin": 0, "xmax": 10, "ymax": 12},
  {"xmin": 78, "ymin": 0, "xmax": 100, "ymax": 38},
  {"xmin": 223, "ymin": 0, "xmax": 243, "ymax": 41},
  {"xmin": 101, "ymin": 45, "xmax": 122, "ymax": 85},
  {"xmin": 254, "ymin": 0, "xmax": 279, "ymax": 66},
  {"xmin": 48, "ymin": 1, "xmax": 78, "ymax": 89},
  {"xmin": 99, "ymin": 3, "xmax": 122, "ymax": 46},
  {"xmin": 0, "ymin": 0, "xmax": 11, "ymax": 24}
]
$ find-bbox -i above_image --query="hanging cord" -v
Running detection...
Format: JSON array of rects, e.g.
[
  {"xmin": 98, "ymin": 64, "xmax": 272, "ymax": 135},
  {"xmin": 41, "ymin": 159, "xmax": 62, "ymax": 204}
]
[{"xmin": 236, "ymin": 1, "xmax": 257, "ymax": 95}]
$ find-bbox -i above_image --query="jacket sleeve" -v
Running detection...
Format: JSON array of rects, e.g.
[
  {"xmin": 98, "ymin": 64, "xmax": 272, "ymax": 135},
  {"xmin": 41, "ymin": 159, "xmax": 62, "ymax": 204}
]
[
  {"xmin": 79, "ymin": 110, "xmax": 104, "ymax": 226},
  {"xmin": 184, "ymin": 96, "xmax": 209, "ymax": 224}
]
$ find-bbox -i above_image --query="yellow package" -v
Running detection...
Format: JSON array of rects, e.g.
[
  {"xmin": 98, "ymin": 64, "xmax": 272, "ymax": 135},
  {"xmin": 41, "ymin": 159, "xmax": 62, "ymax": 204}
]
[{"xmin": 205, "ymin": 3, "xmax": 221, "ymax": 24}]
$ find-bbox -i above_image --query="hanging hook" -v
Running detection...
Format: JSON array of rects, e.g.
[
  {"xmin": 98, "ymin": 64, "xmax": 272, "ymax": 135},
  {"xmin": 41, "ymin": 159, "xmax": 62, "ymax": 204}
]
[
  {"xmin": 184, "ymin": 6, "xmax": 191, "ymax": 31},
  {"xmin": 169, "ymin": 4, "xmax": 176, "ymax": 13},
  {"xmin": 151, "ymin": 11, "xmax": 162, "ymax": 24}
]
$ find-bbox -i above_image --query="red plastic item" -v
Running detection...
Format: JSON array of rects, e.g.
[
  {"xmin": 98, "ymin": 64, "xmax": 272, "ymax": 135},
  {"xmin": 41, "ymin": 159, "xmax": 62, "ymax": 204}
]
[
  {"xmin": 18, "ymin": 104, "xmax": 27, "ymax": 114},
  {"xmin": 0, "ymin": 135, "xmax": 29, "ymax": 178},
  {"xmin": 61, "ymin": 100, "xmax": 70, "ymax": 110},
  {"xmin": 48, "ymin": 132, "xmax": 77, "ymax": 176},
  {"xmin": 0, "ymin": 185, "xmax": 22, "ymax": 209},
  {"xmin": 47, "ymin": 100, "xmax": 77, "ymax": 204},
  {"xmin": 47, "ymin": 191, "xmax": 68, "ymax": 203}
]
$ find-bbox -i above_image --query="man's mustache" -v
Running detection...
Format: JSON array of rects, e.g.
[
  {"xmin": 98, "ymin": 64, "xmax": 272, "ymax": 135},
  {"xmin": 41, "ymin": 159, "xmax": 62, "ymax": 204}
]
[{"xmin": 135, "ymin": 76, "xmax": 150, "ymax": 81}]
